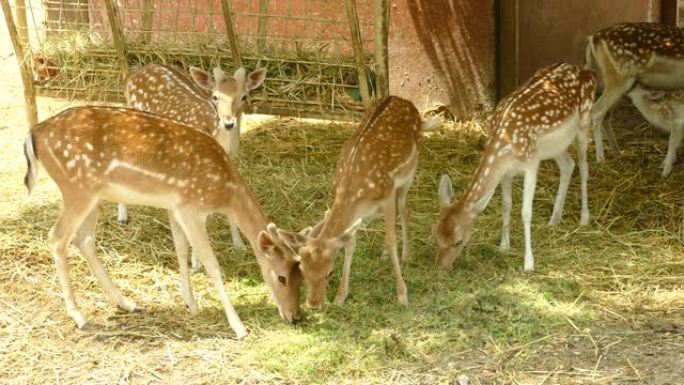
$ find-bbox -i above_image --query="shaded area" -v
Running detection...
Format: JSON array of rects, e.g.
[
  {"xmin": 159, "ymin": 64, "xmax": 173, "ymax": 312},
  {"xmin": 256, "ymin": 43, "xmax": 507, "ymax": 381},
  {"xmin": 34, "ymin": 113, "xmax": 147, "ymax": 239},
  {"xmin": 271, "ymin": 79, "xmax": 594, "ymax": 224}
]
[{"xmin": 390, "ymin": 0, "xmax": 494, "ymax": 119}]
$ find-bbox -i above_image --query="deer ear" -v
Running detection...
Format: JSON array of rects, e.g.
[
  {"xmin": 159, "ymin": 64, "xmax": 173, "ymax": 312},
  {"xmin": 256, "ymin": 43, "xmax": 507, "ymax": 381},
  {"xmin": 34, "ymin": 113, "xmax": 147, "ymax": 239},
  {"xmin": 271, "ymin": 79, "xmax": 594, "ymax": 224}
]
[
  {"xmin": 189, "ymin": 67, "xmax": 214, "ymax": 90},
  {"xmin": 245, "ymin": 68, "xmax": 266, "ymax": 91},
  {"xmin": 438, "ymin": 174, "xmax": 453, "ymax": 207},
  {"xmin": 276, "ymin": 228, "xmax": 307, "ymax": 250},
  {"xmin": 298, "ymin": 226, "xmax": 313, "ymax": 236},
  {"xmin": 257, "ymin": 230, "xmax": 277, "ymax": 255}
]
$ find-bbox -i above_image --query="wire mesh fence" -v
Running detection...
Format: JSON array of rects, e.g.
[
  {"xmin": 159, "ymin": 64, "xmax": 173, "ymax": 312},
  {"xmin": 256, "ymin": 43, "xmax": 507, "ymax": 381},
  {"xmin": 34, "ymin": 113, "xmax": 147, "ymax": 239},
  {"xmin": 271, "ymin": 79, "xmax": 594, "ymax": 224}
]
[{"xmin": 10, "ymin": 0, "xmax": 380, "ymax": 120}]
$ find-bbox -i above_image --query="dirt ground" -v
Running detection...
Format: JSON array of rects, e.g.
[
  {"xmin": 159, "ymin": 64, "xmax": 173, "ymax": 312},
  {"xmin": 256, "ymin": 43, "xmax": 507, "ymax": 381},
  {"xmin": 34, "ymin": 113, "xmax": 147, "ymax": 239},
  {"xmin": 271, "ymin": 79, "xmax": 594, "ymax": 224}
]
[{"xmin": 1, "ymin": 12, "xmax": 684, "ymax": 385}]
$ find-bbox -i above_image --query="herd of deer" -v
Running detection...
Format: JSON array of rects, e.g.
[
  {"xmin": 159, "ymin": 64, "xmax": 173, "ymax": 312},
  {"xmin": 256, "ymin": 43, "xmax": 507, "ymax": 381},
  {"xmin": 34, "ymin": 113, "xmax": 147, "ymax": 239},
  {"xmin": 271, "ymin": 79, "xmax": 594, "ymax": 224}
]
[{"xmin": 21, "ymin": 22, "xmax": 684, "ymax": 339}]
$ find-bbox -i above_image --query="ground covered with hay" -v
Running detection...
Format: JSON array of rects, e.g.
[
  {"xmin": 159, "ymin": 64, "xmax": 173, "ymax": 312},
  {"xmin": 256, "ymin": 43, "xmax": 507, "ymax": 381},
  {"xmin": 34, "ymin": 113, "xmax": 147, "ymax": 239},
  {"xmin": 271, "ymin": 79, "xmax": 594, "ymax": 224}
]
[{"xmin": 2, "ymin": 41, "xmax": 684, "ymax": 385}]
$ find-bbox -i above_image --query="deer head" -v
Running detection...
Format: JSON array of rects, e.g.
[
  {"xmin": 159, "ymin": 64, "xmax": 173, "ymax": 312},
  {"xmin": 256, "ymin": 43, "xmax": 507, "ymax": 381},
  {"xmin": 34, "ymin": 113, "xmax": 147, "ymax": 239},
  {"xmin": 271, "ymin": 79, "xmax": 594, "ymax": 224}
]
[
  {"xmin": 190, "ymin": 66, "xmax": 266, "ymax": 131},
  {"xmin": 276, "ymin": 217, "xmax": 362, "ymax": 309}
]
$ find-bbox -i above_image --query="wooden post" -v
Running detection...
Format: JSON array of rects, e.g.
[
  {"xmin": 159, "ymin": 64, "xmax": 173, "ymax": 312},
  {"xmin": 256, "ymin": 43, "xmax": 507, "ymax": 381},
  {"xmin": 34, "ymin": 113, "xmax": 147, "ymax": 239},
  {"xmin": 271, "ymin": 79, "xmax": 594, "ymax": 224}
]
[
  {"xmin": 344, "ymin": 0, "xmax": 371, "ymax": 106},
  {"xmin": 1, "ymin": 0, "xmax": 38, "ymax": 126},
  {"xmin": 13, "ymin": 0, "xmax": 29, "ymax": 48},
  {"xmin": 372, "ymin": 0, "xmax": 389, "ymax": 99},
  {"xmin": 220, "ymin": 0, "xmax": 243, "ymax": 68},
  {"xmin": 141, "ymin": 0, "xmax": 155, "ymax": 43},
  {"xmin": 257, "ymin": 0, "xmax": 268, "ymax": 53},
  {"xmin": 104, "ymin": 0, "xmax": 129, "ymax": 75}
]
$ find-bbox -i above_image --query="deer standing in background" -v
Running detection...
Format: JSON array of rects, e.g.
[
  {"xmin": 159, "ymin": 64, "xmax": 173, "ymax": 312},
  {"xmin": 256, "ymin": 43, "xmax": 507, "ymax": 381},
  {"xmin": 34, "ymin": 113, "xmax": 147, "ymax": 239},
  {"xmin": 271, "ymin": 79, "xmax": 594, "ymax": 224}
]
[
  {"xmin": 435, "ymin": 63, "xmax": 596, "ymax": 272},
  {"xmin": 625, "ymin": 84, "xmax": 684, "ymax": 176},
  {"xmin": 23, "ymin": 106, "xmax": 300, "ymax": 339},
  {"xmin": 584, "ymin": 22, "xmax": 684, "ymax": 162},
  {"xmin": 121, "ymin": 64, "xmax": 266, "ymax": 256},
  {"xmin": 276, "ymin": 96, "xmax": 439, "ymax": 309}
]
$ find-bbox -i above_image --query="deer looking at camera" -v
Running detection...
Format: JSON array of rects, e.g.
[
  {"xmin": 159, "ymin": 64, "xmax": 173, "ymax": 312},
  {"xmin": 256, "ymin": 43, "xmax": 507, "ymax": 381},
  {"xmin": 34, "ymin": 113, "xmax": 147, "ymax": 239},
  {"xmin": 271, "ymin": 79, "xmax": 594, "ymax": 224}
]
[
  {"xmin": 585, "ymin": 22, "xmax": 684, "ymax": 161},
  {"xmin": 120, "ymin": 64, "xmax": 266, "ymax": 255},
  {"xmin": 625, "ymin": 84, "xmax": 684, "ymax": 176},
  {"xmin": 435, "ymin": 63, "xmax": 596, "ymax": 272},
  {"xmin": 23, "ymin": 106, "xmax": 300, "ymax": 339},
  {"xmin": 276, "ymin": 96, "xmax": 439, "ymax": 309}
]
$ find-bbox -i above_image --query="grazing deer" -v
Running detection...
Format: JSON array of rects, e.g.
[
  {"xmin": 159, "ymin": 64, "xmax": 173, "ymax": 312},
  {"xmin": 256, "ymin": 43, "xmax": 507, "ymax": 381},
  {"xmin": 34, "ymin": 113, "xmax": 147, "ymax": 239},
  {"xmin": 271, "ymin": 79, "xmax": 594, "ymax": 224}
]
[
  {"xmin": 625, "ymin": 84, "xmax": 684, "ymax": 176},
  {"xmin": 120, "ymin": 64, "xmax": 266, "ymax": 256},
  {"xmin": 23, "ymin": 106, "xmax": 300, "ymax": 339},
  {"xmin": 585, "ymin": 22, "xmax": 684, "ymax": 162},
  {"xmin": 435, "ymin": 63, "xmax": 596, "ymax": 272},
  {"xmin": 275, "ymin": 96, "xmax": 438, "ymax": 309}
]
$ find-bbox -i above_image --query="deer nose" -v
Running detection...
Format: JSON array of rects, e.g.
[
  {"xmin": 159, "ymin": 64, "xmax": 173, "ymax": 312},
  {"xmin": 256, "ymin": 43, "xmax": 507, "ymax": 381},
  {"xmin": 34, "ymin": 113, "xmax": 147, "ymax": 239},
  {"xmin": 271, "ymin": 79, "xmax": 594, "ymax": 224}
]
[{"xmin": 222, "ymin": 121, "xmax": 235, "ymax": 130}]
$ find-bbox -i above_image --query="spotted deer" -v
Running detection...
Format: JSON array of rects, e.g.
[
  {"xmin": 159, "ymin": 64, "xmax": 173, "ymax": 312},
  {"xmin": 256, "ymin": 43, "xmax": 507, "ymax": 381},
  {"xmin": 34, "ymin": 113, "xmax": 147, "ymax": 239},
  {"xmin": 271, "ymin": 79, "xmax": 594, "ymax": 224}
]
[
  {"xmin": 585, "ymin": 22, "xmax": 684, "ymax": 162},
  {"xmin": 275, "ymin": 96, "xmax": 439, "ymax": 309},
  {"xmin": 625, "ymin": 84, "xmax": 684, "ymax": 176},
  {"xmin": 120, "ymin": 64, "xmax": 266, "ymax": 255},
  {"xmin": 435, "ymin": 63, "xmax": 596, "ymax": 272},
  {"xmin": 23, "ymin": 106, "xmax": 300, "ymax": 339}
]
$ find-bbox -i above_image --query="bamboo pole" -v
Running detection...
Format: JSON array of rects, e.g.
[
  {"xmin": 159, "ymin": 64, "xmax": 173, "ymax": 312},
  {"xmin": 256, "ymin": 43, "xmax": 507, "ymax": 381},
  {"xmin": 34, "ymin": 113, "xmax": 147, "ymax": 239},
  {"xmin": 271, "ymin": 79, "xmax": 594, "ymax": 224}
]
[
  {"xmin": 1, "ymin": 0, "xmax": 38, "ymax": 126},
  {"xmin": 13, "ymin": 0, "xmax": 29, "ymax": 48},
  {"xmin": 220, "ymin": 0, "xmax": 243, "ymax": 68},
  {"xmin": 344, "ymin": 0, "xmax": 371, "ymax": 106},
  {"xmin": 104, "ymin": 0, "xmax": 129, "ymax": 75},
  {"xmin": 257, "ymin": 0, "xmax": 268, "ymax": 53},
  {"xmin": 372, "ymin": 0, "xmax": 389, "ymax": 99},
  {"xmin": 141, "ymin": 0, "xmax": 155, "ymax": 43}
]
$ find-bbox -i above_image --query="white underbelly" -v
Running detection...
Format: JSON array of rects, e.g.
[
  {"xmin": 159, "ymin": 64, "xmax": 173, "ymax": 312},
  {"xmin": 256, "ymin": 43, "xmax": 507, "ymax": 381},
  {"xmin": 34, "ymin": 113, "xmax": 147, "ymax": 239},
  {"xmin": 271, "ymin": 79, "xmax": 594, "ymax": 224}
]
[
  {"xmin": 533, "ymin": 114, "xmax": 579, "ymax": 161},
  {"xmin": 102, "ymin": 183, "xmax": 177, "ymax": 209}
]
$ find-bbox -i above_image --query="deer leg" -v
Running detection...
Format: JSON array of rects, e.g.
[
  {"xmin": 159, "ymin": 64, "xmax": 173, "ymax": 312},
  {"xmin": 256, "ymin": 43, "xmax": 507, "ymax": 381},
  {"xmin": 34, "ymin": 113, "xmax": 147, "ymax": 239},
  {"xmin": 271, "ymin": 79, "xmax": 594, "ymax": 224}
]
[
  {"xmin": 662, "ymin": 122, "xmax": 683, "ymax": 177},
  {"xmin": 230, "ymin": 221, "xmax": 246, "ymax": 250},
  {"xmin": 576, "ymin": 121, "xmax": 591, "ymax": 225},
  {"xmin": 383, "ymin": 193, "xmax": 408, "ymax": 306},
  {"xmin": 521, "ymin": 166, "xmax": 539, "ymax": 272},
  {"xmin": 49, "ymin": 196, "xmax": 98, "ymax": 329},
  {"xmin": 190, "ymin": 221, "xmax": 245, "ymax": 272},
  {"xmin": 173, "ymin": 209, "xmax": 248, "ymax": 339},
  {"xmin": 396, "ymin": 181, "xmax": 413, "ymax": 262},
  {"xmin": 499, "ymin": 173, "xmax": 513, "ymax": 251},
  {"xmin": 549, "ymin": 151, "xmax": 575, "ymax": 226},
  {"xmin": 74, "ymin": 207, "xmax": 139, "ymax": 313},
  {"xmin": 333, "ymin": 237, "xmax": 357, "ymax": 306},
  {"xmin": 592, "ymin": 77, "xmax": 635, "ymax": 161},
  {"xmin": 117, "ymin": 203, "xmax": 128, "ymax": 224},
  {"xmin": 168, "ymin": 212, "xmax": 198, "ymax": 314}
]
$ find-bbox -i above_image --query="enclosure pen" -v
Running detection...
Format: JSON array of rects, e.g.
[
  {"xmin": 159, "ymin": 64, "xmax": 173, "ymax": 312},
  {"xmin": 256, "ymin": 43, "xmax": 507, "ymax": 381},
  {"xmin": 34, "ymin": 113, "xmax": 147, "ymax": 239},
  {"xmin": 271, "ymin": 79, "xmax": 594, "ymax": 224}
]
[{"xmin": 4, "ymin": 0, "xmax": 387, "ymax": 123}]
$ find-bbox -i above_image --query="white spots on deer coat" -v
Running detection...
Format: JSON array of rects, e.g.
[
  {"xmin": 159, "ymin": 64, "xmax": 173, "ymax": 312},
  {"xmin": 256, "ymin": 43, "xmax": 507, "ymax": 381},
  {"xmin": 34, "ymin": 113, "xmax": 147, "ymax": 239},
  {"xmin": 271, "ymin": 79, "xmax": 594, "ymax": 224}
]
[{"xmin": 595, "ymin": 23, "xmax": 684, "ymax": 70}]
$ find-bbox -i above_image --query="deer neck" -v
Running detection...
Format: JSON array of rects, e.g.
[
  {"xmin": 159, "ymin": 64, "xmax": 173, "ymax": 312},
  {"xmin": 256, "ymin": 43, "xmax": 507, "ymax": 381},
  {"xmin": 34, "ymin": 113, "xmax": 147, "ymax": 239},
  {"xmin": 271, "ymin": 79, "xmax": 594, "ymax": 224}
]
[
  {"xmin": 316, "ymin": 202, "xmax": 359, "ymax": 241},
  {"xmin": 224, "ymin": 183, "xmax": 269, "ymax": 252},
  {"xmin": 457, "ymin": 150, "xmax": 510, "ymax": 218}
]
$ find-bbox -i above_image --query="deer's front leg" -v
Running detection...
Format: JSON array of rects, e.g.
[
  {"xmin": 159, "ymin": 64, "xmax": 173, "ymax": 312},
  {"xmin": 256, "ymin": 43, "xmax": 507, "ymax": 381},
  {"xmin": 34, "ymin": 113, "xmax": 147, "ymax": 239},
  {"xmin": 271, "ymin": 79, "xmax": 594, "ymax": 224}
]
[
  {"xmin": 521, "ymin": 166, "xmax": 539, "ymax": 272},
  {"xmin": 500, "ymin": 174, "xmax": 513, "ymax": 251},
  {"xmin": 334, "ymin": 238, "xmax": 357, "ymax": 306},
  {"xmin": 169, "ymin": 212, "xmax": 198, "ymax": 315},
  {"xmin": 383, "ymin": 194, "xmax": 408, "ymax": 306}
]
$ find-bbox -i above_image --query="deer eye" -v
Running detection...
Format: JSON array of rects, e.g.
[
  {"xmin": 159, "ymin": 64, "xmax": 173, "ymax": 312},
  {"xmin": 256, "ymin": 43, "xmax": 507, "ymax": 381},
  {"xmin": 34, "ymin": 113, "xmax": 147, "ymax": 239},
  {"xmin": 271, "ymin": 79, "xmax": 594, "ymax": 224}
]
[
  {"xmin": 211, "ymin": 94, "xmax": 218, "ymax": 103},
  {"xmin": 277, "ymin": 275, "xmax": 287, "ymax": 285},
  {"xmin": 326, "ymin": 270, "xmax": 334, "ymax": 279},
  {"xmin": 240, "ymin": 94, "xmax": 248, "ymax": 101}
]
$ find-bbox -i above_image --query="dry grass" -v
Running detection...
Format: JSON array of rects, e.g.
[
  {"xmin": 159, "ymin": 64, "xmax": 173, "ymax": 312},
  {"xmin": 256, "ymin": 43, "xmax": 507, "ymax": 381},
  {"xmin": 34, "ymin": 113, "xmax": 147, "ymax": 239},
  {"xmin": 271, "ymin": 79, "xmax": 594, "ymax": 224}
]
[
  {"xmin": 1, "ymin": 87, "xmax": 684, "ymax": 383},
  {"xmin": 36, "ymin": 31, "xmax": 367, "ymax": 119}
]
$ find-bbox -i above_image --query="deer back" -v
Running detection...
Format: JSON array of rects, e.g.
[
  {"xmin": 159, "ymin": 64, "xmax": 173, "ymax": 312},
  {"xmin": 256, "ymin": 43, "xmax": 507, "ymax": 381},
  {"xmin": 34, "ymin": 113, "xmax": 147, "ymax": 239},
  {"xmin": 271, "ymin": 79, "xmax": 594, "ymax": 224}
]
[
  {"xmin": 31, "ymin": 106, "xmax": 240, "ymax": 210},
  {"xmin": 590, "ymin": 23, "xmax": 684, "ymax": 76},
  {"xmin": 332, "ymin": 96, "xmax": 421, "ymax": 204},
  {"xmin": 125, "ymin": 64, "xmax": 218, "ymax": 135}
]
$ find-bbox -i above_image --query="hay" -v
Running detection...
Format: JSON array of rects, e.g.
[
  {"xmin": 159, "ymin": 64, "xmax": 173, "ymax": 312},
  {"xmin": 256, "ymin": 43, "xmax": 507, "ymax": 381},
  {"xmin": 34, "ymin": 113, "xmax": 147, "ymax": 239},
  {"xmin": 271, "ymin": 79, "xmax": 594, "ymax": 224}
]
[
  {"xmin": 2, "ymin": 102, "xmax": 684, "ymax": 383},
  {"xmin": 33, "ymin": 30, "xmax": 369, "ymax": 120}
]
